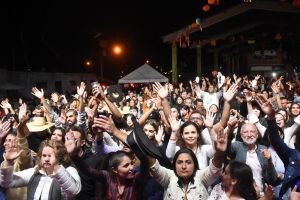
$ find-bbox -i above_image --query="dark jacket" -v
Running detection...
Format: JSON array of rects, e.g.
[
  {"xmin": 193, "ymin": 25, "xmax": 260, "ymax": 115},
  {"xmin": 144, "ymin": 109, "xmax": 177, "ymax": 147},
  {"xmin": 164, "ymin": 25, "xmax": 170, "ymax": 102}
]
[
  {"xmin": 74, "ymin": 146, "xmax": 105, "ymax": 200},
  {"xmin": 267, "ymin": 119, "xmax": 300, "ymax": 198}
]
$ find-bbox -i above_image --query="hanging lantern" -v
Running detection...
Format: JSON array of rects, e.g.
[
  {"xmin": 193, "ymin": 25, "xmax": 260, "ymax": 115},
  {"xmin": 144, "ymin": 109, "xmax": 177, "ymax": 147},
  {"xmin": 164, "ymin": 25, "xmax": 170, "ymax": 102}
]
[
  {"xmin": 196, "ymin": 18, "xmax": 202, "ymax": 25},
  {"xmin": 191, "ymin": 23, "xmax": 198, "ymax": 29},
  {"xmin": 275, "ymin": 32, "xmax": 282, "ymax": 41},
  {"xmin": 203, "ymin": 5, "xmax": 210, "ymax": 12},
  {"xmin": 208, "ymin": 0, "xmax": 215, "ymax": 5}
]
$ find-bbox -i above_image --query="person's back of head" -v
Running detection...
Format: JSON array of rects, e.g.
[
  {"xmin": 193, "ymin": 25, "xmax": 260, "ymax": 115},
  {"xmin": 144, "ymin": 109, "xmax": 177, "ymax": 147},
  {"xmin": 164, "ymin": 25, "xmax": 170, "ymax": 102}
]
[{"xmin": 228, "ymin": 161, "xmax": 257, "ymax": 200}]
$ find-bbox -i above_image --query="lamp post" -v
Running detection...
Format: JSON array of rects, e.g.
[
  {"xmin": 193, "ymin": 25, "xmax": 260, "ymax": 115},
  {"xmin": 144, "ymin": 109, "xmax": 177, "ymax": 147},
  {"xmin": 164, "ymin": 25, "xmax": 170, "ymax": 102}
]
[{"xmin": 98, "ymin": 40, "xmax": 108, "ymax": 80}]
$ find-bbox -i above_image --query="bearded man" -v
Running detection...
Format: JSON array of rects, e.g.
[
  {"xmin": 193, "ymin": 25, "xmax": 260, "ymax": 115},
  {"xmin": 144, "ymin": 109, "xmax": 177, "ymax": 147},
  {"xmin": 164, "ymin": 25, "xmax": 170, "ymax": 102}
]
[{"xmin": 227, "ymin": 123, "xmax": 278, "ymax": 196}]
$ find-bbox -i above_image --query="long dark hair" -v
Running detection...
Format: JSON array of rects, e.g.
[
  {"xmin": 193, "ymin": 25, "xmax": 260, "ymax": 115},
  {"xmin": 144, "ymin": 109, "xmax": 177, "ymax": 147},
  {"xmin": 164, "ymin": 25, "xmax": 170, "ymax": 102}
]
[
  {"xmin": 52, "ymin": 127, "xmax": 66, "ymax": 143},
  {"xmin": 107, "ymin": 151, "xmax": 132, "ymax": 181},
  {"xmin": 178, "ymin": 121, "xmax": 203, "ymax": 148},
  {"xmin": 228, "ymin": 161, "xmax": 257, "ymax": 200},
  {"xmin": 289, "ymin": 103, "xmax": 300, "ymax": 117},
  {"xmin": 172, "ymin": 148, "xmax": 199, "ymax": 188},
  {"xmin": 261, "ymin": 125, "xmax": 284, "ymax": 147}
]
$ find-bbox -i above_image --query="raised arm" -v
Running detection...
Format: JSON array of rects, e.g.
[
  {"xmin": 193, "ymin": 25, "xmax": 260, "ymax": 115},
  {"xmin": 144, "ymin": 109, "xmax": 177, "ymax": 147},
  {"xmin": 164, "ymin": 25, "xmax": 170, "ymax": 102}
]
[
  {"xmin": 255, "ymin": 94, "xmax": 292, "ymax": 165},
  {"xmin": 95, "ymin": 85, "xmax": 122, "ymax": 121},
  {"xmin": 95, "ymin": 115, "xmax": 128, "ymax": 143},
  {"xmin": 152, "ymin": 82, "xmax": 171, "ymax": 122},
  {"xmin": 165, "ymin": 114, "xmax": 181, "ymax": 161},
  {"xmin": 213, "ymin": 80, "xmax": 239, "ymax": 131},
  {"xmin": 76, "ymin": 82, "xmax": 86, "ymax": 113},
  {"xmin": 0, "ymin": 99, "xmax": 15, "ymax": 115},
  {"xmin": 31, "ymin": 87, "xmax": 52, "ymax": 113},
  {"xmin": 15, "ymin": 103, "xmax": 33, "ymax": 169}
]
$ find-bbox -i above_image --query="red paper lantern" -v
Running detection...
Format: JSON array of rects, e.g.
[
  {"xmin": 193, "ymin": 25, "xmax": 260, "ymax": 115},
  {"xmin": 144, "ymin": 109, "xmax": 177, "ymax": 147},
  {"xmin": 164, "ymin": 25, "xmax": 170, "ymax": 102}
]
[
  {"xmin": 203, "ymin": 5, "xmax": 210, "ymax": 12},
  {"xmin": 191, "ymin": 23, "xmax": 198, "ymax": 29},
  {"xmin": 208, "ymin": 0, "xmax": 215, "ymax": 5}
]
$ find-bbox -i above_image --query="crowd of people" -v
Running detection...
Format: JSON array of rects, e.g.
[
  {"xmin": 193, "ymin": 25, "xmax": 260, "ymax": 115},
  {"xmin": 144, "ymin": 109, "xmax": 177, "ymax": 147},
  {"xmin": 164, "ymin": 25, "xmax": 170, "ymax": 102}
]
[{"xmin": 1, "ymin": 72, "xmax": 300, "ymax": 200}]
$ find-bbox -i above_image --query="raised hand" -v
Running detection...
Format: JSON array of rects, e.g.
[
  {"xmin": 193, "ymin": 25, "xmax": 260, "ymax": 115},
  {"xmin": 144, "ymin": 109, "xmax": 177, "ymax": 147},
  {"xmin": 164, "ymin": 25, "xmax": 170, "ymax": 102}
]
[
  {"xmin": 65, "ymin": 131, "xmax": 79, "ymax": 156},
  {"xmin": 152, "ymin": 82, "xmax": 168, "ymax": 99},
  {"xmin": 154, "ymin": 125, "xmax": 164, "ymax": 145},
  {"xmin": 31, "ymin": 87, "xmax": 44, "ymax": 99},
  {"xmin": 93, "ymin": 84, "xmax": 106, "ymax": 100},
  {"xmin": 18, "ymin": 103, "xmax": 27, "ymax": 122},
  {"xmin": 261, "ymin": 149, "xmax": 271, "ymax": 160},
  {"xmin": 271, "ymin": 82, "xmax": 280, "ymax": 94},
  {"xmin": 255, "ymin": 74, "xmax": 261, "ymax": 80},
  {"xmin": 77, "ymin": 82, "xmax": 86, "ymax": 97},
  {"xmin": 227, "ymin": 117, "xmax": 238, "ymax": 129},
  {"xmin": 4, "ymin": 140, "xmax": 24, "ymax": 164},
  {"xmin": 204, "ymin": 111, "xmax": 215, "ymax": 129},
  {"xmin": 18, "ymin": 98, "xmax": 23, "ymax": 105},
  {"xmin": 59, "ymin": 109, "xmax": 67, "ymax": 125},
  {"xmin": 233, "ymin": 74, "xmax": 237, "ymax": 82},
  {"xmin": 51, "ymin": 92, "xmax": 60, "ymax": 103},
  {"xmin": 0, "ymin": 99, "xmax": 12, "ymax": 109},
  {"xmin": 214, "ymin": 127, "xmax": 228, "ymax": 152},
  {"xmin": 93, "ymin": 115, "xmax": 117, "ymax": 134},
  {"xmin": 168, "ymin": 114, "xmax": 181, "ymax": 133},
  {"xmin": 255, "ymin": 94, "xmax": 274, "ymax": 117},
  {"xmin": 0, "ymin": 120, "xmax": 11, "ymax": 139},
  {"xmin": 263, "ymin": 184, "xmax": 274, "ymax": 200},
  {"xmin": 223, "ymin": 81, "xmax": 239, "ymax": 102}
]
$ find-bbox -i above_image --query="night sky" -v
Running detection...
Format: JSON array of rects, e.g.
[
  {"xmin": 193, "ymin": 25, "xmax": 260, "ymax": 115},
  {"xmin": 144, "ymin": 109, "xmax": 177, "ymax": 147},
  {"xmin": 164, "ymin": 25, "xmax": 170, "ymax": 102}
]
[{"xmin": 0, "ymin": 0, "xmax": 239, "ymax": 80}]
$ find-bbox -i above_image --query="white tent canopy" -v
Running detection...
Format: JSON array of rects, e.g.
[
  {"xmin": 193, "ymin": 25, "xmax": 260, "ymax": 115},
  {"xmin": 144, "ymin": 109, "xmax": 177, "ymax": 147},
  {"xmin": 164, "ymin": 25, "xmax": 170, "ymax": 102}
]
[{"xmin": 118, "ymin": 64, "xmax": 168, "ymax": 84}]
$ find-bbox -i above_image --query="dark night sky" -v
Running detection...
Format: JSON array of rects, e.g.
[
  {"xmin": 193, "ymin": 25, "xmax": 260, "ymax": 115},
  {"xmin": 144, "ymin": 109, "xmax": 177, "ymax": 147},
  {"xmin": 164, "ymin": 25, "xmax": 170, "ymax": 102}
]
[{"xmin": 0, "ymin": 0, "xmax": 238, "ymax": 80}]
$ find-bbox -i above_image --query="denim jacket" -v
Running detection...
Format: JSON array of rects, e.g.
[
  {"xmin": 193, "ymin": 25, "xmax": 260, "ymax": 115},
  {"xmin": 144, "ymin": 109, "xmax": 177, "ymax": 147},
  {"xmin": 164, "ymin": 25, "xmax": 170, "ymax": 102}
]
[{"xmin": 227, "ymin": 141, "xmax": 278, "ymax": 186}]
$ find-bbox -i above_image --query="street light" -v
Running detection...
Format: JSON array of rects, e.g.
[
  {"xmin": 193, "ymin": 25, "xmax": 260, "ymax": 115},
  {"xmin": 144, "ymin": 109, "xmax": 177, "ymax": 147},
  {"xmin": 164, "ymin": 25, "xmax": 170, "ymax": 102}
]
[{"xmin": 112, "ymin": 45, "xmax": 122, "ymax": 55}]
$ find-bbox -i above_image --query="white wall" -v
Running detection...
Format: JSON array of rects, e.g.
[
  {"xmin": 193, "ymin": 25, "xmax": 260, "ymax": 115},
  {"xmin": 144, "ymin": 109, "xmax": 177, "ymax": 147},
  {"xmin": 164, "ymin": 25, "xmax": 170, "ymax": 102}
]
[{"xmin": 3, "ymin": 69, "xmax": 97, "ymax": 98}]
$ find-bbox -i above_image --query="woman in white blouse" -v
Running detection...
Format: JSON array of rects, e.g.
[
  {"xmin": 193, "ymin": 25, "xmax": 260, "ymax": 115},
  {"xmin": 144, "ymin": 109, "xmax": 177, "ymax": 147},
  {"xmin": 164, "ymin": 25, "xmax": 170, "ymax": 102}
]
[{"xmin": 166, "ymin": 118, "xmax": 215, "ymax": 170}]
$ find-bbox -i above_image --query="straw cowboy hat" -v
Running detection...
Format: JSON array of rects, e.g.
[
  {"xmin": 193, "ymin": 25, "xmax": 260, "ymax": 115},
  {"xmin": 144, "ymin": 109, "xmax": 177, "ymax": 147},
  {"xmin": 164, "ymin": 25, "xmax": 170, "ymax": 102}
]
[{"xmin": 26, "ymin": 117, "xmax": 54, "ymax": 132}]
